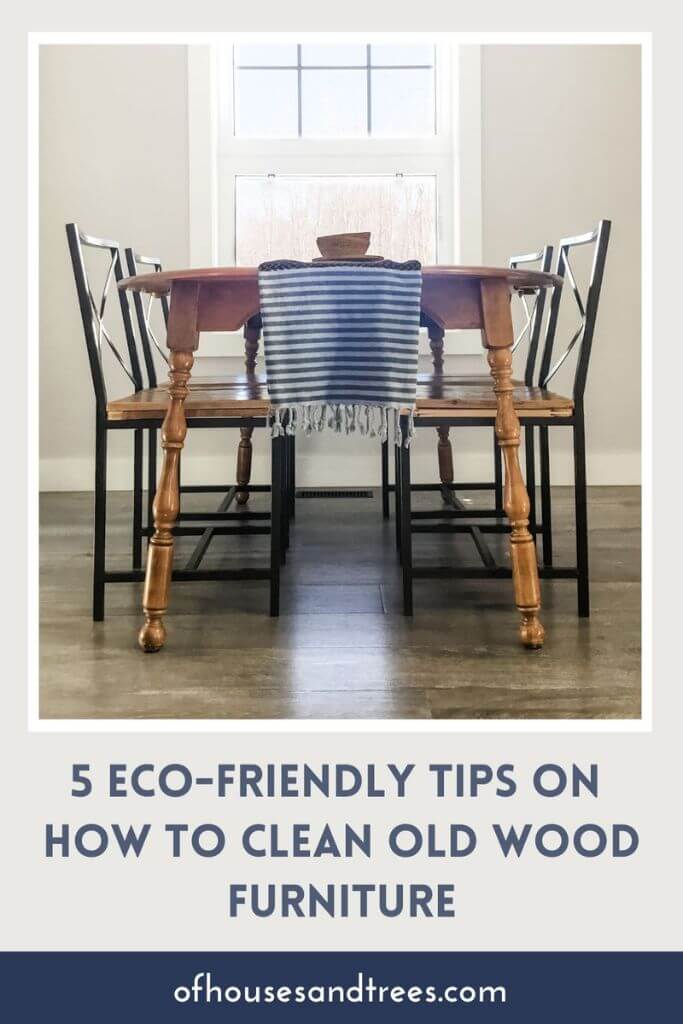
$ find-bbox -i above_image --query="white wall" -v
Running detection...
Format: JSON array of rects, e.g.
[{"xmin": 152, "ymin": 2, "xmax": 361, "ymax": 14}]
[
  {"xmin": 480, "ymin": 43, "xmax": 641, "ymax": 485},
  {"xmin": 39, "ymin": 43, "xmax": 641, "ymax": 491},
  {"xmin": 39, "ymin": 45, "xmax": 191, "ymax": 490}
]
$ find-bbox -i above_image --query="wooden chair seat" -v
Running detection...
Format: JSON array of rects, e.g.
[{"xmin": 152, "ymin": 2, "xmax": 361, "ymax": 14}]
[
  {"xmin": 107, "ymin": 378, "xmax": 270, "ymax": 421},
  {"xmin": 109, "ymin": 374, "xmax": 572, "ymax": 421},
  {"xmin": 416, "ymin": 372, "xmax": 498, "ymax": 386},
  {"xmin": 415, "ymin": 380, "xmax": 573, "ymax": 418},
  {"xmin": 185, "ymin": 372, "xmax": 267, "ymax": 390}
]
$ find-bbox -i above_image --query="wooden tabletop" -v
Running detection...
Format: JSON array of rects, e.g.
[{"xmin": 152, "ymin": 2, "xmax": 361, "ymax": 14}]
[
  {"xmin": 120, "ymin": 264, "xmax": 561, "ymax": 294},
  {"xmin": 119, "ymin": 264, "xmax": 561, "ymax": 334}
]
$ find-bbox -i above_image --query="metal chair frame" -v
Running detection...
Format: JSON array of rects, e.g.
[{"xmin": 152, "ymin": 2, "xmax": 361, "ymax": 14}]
[
  {"xmin": 396, "ymin": 220, "xmax": 612, "ymax": 618},
  {"xmin": 380, "ymin": 247, "xmax": 553, "ymax": 521},
  {"xmin": 66, "ymin": 223, "xmax": 289, "ymax": 621}
]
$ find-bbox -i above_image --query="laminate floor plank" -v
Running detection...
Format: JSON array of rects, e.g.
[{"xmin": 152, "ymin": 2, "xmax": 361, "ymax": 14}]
[{"xmin": 39, "ymin": 486, "xmax": 641, "ymax": 720}]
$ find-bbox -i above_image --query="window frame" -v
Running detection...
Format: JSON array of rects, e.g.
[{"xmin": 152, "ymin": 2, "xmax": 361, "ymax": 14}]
[
  {"xmin": 187, "ymin": 38, "xmax": 483, "ymax": 355},
  {"xmin": 218, "ymin": 40, "xmax": 451, "ymax": 266}
]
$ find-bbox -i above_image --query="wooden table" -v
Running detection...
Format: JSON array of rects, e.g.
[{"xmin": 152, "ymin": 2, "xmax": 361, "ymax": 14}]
[{"xmin": 119, "ymin": 265, "xmax": 561, "ymax": 653}]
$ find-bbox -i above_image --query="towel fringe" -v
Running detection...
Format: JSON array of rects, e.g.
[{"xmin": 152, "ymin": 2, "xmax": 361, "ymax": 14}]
[{"xmin": 270, "ymin": 403, "xmax": 414, "ymax": 446}]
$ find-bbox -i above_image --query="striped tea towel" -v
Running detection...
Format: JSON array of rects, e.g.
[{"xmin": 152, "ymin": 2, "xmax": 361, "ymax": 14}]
[{"xmin": 258, "ymin": 259, "xmax": 422, "ymax": 445}]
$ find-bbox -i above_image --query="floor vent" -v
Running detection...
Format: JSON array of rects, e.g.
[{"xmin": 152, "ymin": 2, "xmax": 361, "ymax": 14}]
[{"xmin": 296, "ymin": 489, "xmax": 374, "ymax": 499}]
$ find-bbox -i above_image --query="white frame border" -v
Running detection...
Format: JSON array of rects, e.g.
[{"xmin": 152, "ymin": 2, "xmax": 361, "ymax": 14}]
[{"xmin": 28, "ymin": 31, "xmax": 651, "ymax": 735}]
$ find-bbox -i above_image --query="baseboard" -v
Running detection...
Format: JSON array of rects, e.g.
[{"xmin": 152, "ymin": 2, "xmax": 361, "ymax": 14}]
[{"xmin": 40, "ymin": 448, "xmax": 641, "ymax": 492}]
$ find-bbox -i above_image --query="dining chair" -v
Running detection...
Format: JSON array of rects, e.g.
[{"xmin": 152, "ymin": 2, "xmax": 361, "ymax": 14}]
[
  {"xmin": 66, "ymin": 223, "xmax": 285, "ymax": 621},
  {"xmin": 380, "ymin": 248, "xmax": 553, "ymax": 522},
  {"xmin": 396, "ymin": 219, "xmax": 611, "ymax": 618},
  {"xmin": 124, "ymin": 248, "xmax": 266, "ymax": 508}
]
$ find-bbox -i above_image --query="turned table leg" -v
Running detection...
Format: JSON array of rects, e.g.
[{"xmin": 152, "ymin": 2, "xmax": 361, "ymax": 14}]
[
  {"xmin": 138, "ymin": 350, "xmax": 194, "ymax": 652},
  {"xmin": 481, "ymin": 281, "xmax": 544, "ymax": 649},
  {"xmin": 236, "ymin": 426, "xmax": 254, "ymax": 506},
  {"xmin": 437, "ymin": 426, "xmax": 454, "ymax": 486},
  {"xmin": 236, "ymin": 317, "xmax": 260, "ymax": 505},
  {"xmin": 428, "ymin": 321, "xmax": 454, "ymax": 488}
]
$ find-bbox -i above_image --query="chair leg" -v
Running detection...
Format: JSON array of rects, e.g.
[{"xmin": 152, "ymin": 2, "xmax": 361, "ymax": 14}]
[
  {"xmin": 381, "ymin": 440, "xmax": 390, "ymax": 519},
  {"xmin": 269, "ymin": 435, "xmax": 282, "ymax": 617},
  {"xmin": 524, "ymin": 424, "xmax": 537, "ymax": 546},
  {"xmin": 493, "ymin": 431, "xmax": 504, "ymax": 514},
  {"xmin": 288, "ymin": 434, "xmax": 296, "ymax": 520},
  {"xmin": 539, "ymin": 425, "xmax": 553, "ymax": 566},
  {"xmin": 93, "ymin": 420, "xmax": 107, "ymax": 621},
  {"xmin": 281, "ymin": 433, "xmax": 289, "ymax": 559},
  {"xmin": 574, "ymin": 415, "xmax": 590, "ymax": 617},
  {"xmin": 400, "ymin": 417, "xmax": 413, "ymax": 615},
  {"xmin": 394, "ymin": 438, "xmax": 402, "ymax": 556},
  {"xmin": 132, "ymin": 428, "xmax": 143, "ymax": 570},
  {"xmin": 147, "ymin": 427, "xmax": 157, "ymax": 542}
]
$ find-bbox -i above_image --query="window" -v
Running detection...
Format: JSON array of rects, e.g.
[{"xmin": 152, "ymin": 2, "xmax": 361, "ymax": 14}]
[
  {"xmin": 187, "ymin": 37, "xmax": 483, "ymax": 346},
  {"xmin": 200, "ymin": 39, "xmax": 460, "ymax": 269},
  {"xmin": 233, "ymin": 43, "xmax": 436, "ymax": 138}
]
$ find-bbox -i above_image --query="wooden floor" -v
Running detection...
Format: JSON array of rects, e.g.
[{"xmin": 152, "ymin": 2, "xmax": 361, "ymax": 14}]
[{"xmin": 39, "ymin": 486, "xmax": 641, "ymax": 720}]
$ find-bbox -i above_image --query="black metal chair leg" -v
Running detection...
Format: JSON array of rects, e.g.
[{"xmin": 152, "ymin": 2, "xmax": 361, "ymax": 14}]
[
  {"xmin": 394, "ymin": 439, "xmax": 402, "ymax": 557},
  {"xmin": 147, "ymin": 428, "xmax": 157, "ymax": 541},
  {"xmin": 282, "ymin": 435, "xmax": 290, "ymax": 558},
  {"xmin": 133, "ymin": 428, "xmax": 143, "ymax": 569},
  {"xmin": 493, "ymin": 431, "xmax": 504, "ymax": 514},
  {"xmin": 525, "ymin": 424, "xmax": 537, "ymax": 545},
  {"xmin": 399, "ymin": 417, "xmax": 413, "ymax": 615},
  {"xmin": 573, "ymin": 414, "xmax": 590, "ymax": 617},
  {"xmin": 93, "ymin": 420, "xmax": 107, "ymax": 621},
  {"xmin": 288, "ymin": 434, "xmax": 296, "ymax": 520},
  {"xmin": 381, "ymin": 440, "xmax": 390, "ymax": 519},
  {"xmin": 539, "ymin": 425, "xmax": 553, "ymax": 566},
  {"xmin": 269, "ymin": 436, "xmax": 282, "ymax": 616}
]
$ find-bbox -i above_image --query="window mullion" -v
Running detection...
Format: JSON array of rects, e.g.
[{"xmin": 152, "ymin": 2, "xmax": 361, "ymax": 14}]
[
  {"xmin": 366, "ymin": 44, "xmax": 372, "ymax": 136},
  {"xmin": 297, "ymin": 43, "xmax": 303, "ymax": 137}
]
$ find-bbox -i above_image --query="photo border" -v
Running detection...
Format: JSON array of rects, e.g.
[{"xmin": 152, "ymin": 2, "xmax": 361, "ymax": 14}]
[{"xmin": 28, "ymin": 29, "xmax": 652, "ymax": 734}]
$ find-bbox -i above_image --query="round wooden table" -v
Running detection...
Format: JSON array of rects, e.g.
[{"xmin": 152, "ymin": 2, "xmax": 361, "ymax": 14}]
[{"xmin": 120, "ymin": 265, "xmax": 562, "ymax": 653}]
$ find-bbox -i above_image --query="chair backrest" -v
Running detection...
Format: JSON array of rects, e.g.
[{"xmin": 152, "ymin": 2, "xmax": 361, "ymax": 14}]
[
  {"xmin": 508, "ymin": 245, "xmax": 554, "ymax": 387},
  {"xmin": 538, "ymin": 219, "xmax": 611, "ymax": 403},
  {"xmin": 124, "ymin": 248, "xmax": 170, "ymax": 389},
  {"xmin": 66, "ymin": 223, "xmax": 143, "ymax": 415}
]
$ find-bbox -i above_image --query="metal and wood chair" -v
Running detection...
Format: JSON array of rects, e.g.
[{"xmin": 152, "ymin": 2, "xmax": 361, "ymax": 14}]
[
  {"xmin": 66, "ymin": 223, "xmax": 286, "ymax": 621},
  {"xmin": 124, "ymin": 248, "xmax": 266, "ymax": 509},
  {"xmin": 380, "ymin": 248, "xmax": 554, "ymax": 520},
  {"xmin": 397, "ymin": 219, "xmax": 611, "ymax": 618}
]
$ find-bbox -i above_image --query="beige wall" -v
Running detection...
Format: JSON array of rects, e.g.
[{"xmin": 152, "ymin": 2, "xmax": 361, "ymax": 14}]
[
  {"xmin": 39, "ymin": 45, "xmax": 190, "ymax": 488},
  {"xmin": 481, "ymin": 44, "xmax": 641, "ymax": 483},
  {"xmin": 39, "ymin": 43, "xmax": 641, "ymax": 490}
]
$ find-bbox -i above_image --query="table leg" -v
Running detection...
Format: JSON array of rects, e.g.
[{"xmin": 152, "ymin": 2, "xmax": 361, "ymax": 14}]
[
  {"xmin": 236, "ymin": 426, "xmax": 254, "ymax": 506},
  {"xmin": 237, "ymin": 316, "xmax": 260, "ymax": 505},
  {"xmin": 138, "ymin": 350, "xmax": 194, "ymax": 652},
  {"xmin": 244, "ymin": 316, "xmax": 260, "ymax": 373},
  {"xmin": 481, "ymin": 279, "xmax": 544, "ymax": 649},
  {"xmin": 428, "ymin": 322, "xmax": 454, "ymax": 488},
  {"xmin": 437, "ymin": 426, "xmax": 454, "ymax": 488},
  {"xmin": 487, "ymin": 345, "xmax": 544, "ymax": 648}
]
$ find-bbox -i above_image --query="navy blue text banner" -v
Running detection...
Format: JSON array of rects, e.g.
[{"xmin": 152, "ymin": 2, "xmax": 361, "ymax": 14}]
[{"xmin": 0, "ymin": 951, "xmax": 680, "ymax": 1021}]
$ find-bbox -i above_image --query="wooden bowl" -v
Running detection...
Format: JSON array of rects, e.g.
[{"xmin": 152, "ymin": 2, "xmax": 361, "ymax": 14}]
[{"xmin": 316, "ymin": 232, "xmax": 371, "ymax": 259}]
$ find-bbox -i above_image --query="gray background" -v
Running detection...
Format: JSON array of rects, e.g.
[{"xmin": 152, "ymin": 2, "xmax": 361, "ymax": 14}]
[{"xmin": 2, "ymin": 0, "xmax": 678, "ymax": 952}]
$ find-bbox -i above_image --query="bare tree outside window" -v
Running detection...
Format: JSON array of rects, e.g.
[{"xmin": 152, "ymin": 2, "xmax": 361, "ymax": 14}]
[{"xmin": 235, "ymin": 175, "xmax": 437, "ymax": 264}]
